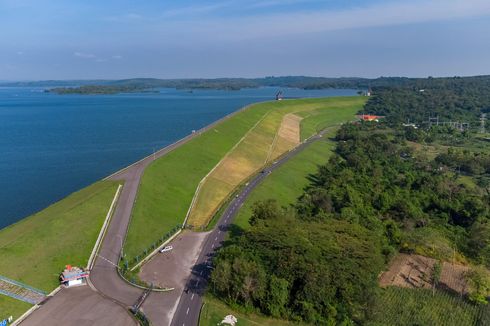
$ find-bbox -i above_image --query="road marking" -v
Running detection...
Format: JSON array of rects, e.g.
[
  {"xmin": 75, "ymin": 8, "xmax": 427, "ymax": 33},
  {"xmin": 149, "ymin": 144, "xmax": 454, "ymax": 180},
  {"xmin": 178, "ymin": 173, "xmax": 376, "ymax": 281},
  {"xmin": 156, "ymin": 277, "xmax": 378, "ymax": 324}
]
[
  {"xmin": 191, "ymin": 293, "xmax": 195, "ymax": 300},
  {"xmin": 215, "ymin": 236, "xmax": 217, "ymax": 241},
  {"xmin": 218, "ymin": 230, "xmax": 221, "ymax": 234},
  {"xmin": 211, "ymin": 244, "xmax": 214, "ymax": 248},
  {"xmin": 186, "ymin": 307, "xmax": 190, "ymax": 315},
  {"xmin": 200, "ymin": 271, "xmax": 203, "ymax": 276},
  {"xmin": 196, "ymin": 280, "xmax": 200, "ymax": 286}
]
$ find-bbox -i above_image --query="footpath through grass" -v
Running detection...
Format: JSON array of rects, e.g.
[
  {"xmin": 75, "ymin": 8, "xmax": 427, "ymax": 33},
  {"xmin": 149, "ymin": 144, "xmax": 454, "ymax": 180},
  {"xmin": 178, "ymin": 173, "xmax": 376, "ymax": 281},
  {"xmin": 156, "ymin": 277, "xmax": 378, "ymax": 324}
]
[
  {"xmin": 0, "ymin": 181, "xmax": 119, "ymax": 292},
  {"xmin": 200, "ymin": 296, "xmax": 305, "ymax": 326},
  {"xmin": 125, "ymin": 97, "xmax": 364, "ymax": 260}
]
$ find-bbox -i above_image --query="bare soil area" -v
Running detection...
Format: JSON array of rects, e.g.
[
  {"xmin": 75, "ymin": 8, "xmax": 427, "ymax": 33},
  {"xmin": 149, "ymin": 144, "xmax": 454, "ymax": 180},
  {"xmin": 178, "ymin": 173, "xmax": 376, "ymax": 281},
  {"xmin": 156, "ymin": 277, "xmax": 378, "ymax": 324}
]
[{"xmin": 379, "ymin": 253, "xmax": 470, "ymax": 295}]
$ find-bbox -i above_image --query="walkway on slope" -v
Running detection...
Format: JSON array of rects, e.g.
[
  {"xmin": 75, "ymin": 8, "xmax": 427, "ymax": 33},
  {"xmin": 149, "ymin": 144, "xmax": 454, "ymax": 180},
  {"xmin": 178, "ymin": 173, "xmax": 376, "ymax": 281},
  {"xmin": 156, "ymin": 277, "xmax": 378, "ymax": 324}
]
[{"xmin": 0, "ymin": 275, "xmax": 46, "ymax": 305}]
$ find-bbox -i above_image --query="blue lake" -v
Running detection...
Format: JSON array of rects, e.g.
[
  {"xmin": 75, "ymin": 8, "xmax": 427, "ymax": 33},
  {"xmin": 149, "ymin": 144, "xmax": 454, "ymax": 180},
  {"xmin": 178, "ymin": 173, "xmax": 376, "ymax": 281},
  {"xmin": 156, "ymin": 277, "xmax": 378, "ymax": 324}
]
[{"xmin": 0, "ymin": 87, "xmax": 358, "ymax": 228}]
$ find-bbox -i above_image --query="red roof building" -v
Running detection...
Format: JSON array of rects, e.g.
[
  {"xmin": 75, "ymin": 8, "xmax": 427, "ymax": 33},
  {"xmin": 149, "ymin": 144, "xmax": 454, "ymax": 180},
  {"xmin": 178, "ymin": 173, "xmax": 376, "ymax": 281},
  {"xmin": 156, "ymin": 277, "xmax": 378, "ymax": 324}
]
[{"xmin": 356, "ymin": 114, "xmax": 385, "ymax": 122}]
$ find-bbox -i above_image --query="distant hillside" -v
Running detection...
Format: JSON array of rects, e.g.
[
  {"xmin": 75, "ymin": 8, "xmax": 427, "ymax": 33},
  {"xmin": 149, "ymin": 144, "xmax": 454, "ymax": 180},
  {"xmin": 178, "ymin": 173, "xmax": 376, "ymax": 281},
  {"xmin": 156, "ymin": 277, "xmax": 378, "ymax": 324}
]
[{"xmin": 2, "ymin": 75, "xmax": 490, "ymax": 95}]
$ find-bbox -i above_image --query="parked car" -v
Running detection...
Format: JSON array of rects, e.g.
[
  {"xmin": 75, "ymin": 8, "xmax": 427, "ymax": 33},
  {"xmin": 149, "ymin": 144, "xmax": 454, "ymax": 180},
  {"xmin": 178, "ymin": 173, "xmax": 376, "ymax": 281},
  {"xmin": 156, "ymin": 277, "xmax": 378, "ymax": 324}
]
[{"xmin": 160, "ymin": 245, "xmax": 173, "ymax": 253}]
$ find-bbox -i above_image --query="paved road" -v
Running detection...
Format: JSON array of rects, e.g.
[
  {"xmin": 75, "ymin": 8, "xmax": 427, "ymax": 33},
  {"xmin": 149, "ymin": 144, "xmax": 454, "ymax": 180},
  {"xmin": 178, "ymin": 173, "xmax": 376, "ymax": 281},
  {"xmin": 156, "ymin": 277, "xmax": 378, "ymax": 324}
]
[
  {"xmin": 21, "ymin": 286, "xmax": 136, "ymax": 326},
  {"xmin": 89, "ymin": 103, "xmax": 258, "ymax": 307},
  {"xmin": 171, "ymin": 128, "xmax": 331, "ymax": 326}
]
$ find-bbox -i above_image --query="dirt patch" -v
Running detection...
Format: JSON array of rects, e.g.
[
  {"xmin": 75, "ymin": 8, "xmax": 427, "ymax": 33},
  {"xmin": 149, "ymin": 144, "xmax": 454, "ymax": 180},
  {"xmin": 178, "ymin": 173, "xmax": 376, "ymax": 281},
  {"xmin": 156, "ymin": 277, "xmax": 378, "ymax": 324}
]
[
  {"xmin": 380, "ymin": 253, "xmax": 471, "ymax": 295},
  {"xmin": 277, "ymin": 114, "xmax": 302, "ymax": 144}
]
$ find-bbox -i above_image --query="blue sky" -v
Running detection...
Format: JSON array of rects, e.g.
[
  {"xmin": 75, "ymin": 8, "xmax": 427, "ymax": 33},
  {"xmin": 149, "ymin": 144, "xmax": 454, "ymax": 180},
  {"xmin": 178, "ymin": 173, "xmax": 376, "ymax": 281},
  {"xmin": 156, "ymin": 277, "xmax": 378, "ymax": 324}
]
[{"xmin": 1, "ymin": 0, "xmax": 490, "ymax": 80}]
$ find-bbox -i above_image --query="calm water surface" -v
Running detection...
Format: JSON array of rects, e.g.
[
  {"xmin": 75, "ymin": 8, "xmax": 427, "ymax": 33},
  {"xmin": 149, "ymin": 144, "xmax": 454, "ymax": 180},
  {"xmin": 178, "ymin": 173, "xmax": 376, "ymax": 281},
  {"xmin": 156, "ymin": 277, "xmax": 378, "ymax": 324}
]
[{"xmin": 0, "ymin": 87, "xmax": 357, "ymax": 228}]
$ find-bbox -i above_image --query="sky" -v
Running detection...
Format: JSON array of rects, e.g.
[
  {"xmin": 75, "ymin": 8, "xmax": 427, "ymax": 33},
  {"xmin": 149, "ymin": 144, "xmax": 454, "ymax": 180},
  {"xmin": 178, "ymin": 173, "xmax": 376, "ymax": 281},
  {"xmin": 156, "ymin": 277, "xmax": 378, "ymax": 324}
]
[{"xmin": 1, "ymin": 0, "xmax": 490, "ymax": 80}]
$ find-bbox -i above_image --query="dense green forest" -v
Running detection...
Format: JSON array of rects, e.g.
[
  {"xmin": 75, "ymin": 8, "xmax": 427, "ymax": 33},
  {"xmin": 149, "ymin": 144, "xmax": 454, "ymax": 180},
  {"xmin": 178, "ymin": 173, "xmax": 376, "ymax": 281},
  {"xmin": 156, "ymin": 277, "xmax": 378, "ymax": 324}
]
[
  {"xmin": 210, "ymin": 76, "xmax": 490, "ymax": 324},
  {"xmin": 363, "ymin": 76, "xmax": 490, "ymax": 126}
]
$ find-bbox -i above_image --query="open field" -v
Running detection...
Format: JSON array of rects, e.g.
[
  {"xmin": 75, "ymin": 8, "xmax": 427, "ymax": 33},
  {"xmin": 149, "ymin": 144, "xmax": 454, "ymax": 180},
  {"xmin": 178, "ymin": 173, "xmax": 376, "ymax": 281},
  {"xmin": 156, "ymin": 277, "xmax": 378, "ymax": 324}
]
[
  {"xmin": 0, "ymin": 181, "xmax": 119, "ymax": 292},
  {"xmin": 369, "ymin": 287, "xmax": 489, "ymax": 326},
  {"xmin": 0, "ymin": 295, "xmax": 32, "ymax": 321},
  {"xmin": 125, "ymin": 97, "xmax": 365, "ymax": 259},
  {"xmin": 186, "ymin": 97, "xmax": 366, "ymax": 228},
  {"xmin": 200, "ymin": 296, "xmax": 305, "ymax": 326}
]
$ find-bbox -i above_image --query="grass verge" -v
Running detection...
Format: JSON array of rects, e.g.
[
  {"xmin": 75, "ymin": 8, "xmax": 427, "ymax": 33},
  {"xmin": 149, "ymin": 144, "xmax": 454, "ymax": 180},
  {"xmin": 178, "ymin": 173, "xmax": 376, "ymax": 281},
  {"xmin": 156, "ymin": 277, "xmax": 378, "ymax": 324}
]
[{"xmin": 199, "ymin": 296, "xmax": 305, "ymax": 326}]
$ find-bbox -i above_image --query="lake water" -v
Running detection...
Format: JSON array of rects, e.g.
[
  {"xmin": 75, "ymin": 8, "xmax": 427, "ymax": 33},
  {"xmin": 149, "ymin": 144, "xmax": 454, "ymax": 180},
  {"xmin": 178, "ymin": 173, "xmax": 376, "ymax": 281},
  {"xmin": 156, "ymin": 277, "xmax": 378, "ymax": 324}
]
[{"xmin": 0, "ymin": 87, "xmax": 358, "ymax": 228}]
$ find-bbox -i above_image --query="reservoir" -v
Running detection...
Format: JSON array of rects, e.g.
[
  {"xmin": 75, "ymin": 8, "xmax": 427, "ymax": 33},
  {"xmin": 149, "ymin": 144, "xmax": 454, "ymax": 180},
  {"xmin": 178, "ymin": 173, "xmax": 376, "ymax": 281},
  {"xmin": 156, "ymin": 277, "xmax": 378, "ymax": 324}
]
[{"xmin": 0, "ymin": 87, "xmax": 357, "ymax": 228}]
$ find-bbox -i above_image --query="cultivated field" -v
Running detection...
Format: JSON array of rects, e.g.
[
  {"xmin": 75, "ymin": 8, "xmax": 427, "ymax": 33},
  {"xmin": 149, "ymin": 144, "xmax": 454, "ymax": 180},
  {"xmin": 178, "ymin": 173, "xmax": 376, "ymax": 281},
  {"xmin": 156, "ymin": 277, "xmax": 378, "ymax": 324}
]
[
  {"xmin": 125, "ymin": 97, "xmax": 365, "ymax": 260},
  {"xmin": 369, "ymin": 287, "xmax": 489, "ymax": 326}
]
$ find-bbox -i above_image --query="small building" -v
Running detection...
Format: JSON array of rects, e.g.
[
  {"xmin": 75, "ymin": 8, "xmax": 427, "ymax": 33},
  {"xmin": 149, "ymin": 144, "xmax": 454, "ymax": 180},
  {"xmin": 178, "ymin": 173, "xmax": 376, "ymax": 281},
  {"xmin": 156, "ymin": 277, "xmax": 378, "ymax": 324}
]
[
  {"xmin": 275, "ymin": 91, "xmax": 283, "ymax": 101},
  {"xmin": 60, "ymin": 265, "xmax": 89, "ymax": 287},
  {"xmin": 356, "ymin": 114, "xmax": 385, "ymax": 122}
]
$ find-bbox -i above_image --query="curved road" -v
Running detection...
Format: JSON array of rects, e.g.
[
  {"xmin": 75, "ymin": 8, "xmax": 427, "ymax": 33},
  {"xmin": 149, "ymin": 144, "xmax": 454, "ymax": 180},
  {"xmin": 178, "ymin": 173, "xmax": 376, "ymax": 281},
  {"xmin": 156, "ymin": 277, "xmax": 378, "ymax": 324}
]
[{"xmin": 170, "ymin": 128, "xmax": 332, "ymax": 326}]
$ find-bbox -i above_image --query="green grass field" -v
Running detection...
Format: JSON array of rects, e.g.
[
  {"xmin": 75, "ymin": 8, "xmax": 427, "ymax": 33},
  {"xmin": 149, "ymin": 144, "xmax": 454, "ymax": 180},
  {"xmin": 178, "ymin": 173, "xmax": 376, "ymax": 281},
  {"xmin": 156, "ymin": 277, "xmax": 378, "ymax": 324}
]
[
  {"xmin": 200, "ymin": 296, "xmax": 305, "ymax": 326},
  {"xmin": 0, "ymin": 181, "xmax": 119, "ymax": 292},
  {"xmin": 368, "ymin": 287, "xmax": 489, "ymax": 326},
  {"xmin": 0, "ymin": 295, "xmax": 32, "ymax": 321},
  {"xmin": 125, "ymin": 97, "xmax": 364, "ymax": 260}
]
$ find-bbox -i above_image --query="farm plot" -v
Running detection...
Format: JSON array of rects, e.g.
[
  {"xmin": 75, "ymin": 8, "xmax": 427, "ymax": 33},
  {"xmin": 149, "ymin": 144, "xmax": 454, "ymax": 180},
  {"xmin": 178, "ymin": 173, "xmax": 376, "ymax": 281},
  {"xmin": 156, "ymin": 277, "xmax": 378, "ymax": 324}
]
[{"xmin": 379, "ymin": 253, "xmax": 473, "ymax": 295}]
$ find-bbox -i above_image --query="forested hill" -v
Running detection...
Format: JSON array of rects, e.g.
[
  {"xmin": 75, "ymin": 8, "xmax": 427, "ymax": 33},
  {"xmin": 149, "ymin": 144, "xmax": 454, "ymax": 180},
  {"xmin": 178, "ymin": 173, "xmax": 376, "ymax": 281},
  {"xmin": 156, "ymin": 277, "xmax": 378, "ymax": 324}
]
[
  {"xmin": 4, "ymin": 75, "xmax": 490, "ymax": 94},
  {"xmin": 364, "ymin": 75, "xmax": 490, "ymax": 125}
]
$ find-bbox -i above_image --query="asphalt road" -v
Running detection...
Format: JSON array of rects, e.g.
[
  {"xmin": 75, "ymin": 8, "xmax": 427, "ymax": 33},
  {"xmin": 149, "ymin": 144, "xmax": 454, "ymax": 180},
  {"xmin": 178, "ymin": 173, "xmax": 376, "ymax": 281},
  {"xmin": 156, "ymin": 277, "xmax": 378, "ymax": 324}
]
[
  {"xmin": 89, "ymin": 103, "xmax": 257, "ymax": 306},
  {"xmin": 170, "ymin": 128, "xmax": 331, "ymax": 326}
]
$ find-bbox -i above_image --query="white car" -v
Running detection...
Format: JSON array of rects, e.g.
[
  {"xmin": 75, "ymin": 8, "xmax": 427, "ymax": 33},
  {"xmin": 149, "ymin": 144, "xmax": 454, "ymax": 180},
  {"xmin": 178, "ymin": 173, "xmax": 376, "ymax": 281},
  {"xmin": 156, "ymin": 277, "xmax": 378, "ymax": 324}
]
[{"xmin": 160, "ymin": 245, "xmax": 173, "ymax": 253}]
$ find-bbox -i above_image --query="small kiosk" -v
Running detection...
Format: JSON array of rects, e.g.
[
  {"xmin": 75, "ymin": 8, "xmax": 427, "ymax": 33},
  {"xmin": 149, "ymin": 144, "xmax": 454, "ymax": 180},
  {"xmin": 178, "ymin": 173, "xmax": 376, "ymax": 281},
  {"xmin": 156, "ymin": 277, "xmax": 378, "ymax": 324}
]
[{"xmin": 60, "ymin": 265, "xmax": 89, "ymax": 287}]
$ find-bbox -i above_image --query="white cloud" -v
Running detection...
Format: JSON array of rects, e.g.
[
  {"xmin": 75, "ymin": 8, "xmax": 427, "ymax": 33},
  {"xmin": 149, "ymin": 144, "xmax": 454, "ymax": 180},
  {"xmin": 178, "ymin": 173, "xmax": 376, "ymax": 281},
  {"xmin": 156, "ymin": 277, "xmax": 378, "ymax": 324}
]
[
  {"xmin": 112, "ymin": 55, "xmax": 123, "ymax": 60},
  {"xmin": 175, "ymin": 0, "xmax": 490, "ymax": 40},
  {"xmin": 16, "ymin": 51, "xmax": 23, "ymax": 55},
  {"xmin": 74, "ymin": 52, "xmax": 96, "ymax": 59}
]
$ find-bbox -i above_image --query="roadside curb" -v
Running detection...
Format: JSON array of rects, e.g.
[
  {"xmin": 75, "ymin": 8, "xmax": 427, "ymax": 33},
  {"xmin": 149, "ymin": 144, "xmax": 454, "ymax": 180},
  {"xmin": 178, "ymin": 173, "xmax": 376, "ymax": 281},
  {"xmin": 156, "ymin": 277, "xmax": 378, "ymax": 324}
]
[{"xmin": 88, "ymin": 184, "xmax": 123, "ymax": 270}]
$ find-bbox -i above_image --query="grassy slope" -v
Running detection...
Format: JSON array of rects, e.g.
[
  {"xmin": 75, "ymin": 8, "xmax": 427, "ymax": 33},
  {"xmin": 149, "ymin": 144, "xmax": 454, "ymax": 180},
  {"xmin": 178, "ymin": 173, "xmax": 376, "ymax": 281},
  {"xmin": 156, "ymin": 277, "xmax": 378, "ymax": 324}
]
[
  {"xmin": 126, "ymin": 97, "xmax": 362, "ymax": 259},
  {"xmin": 234, "ymin": 100, "xmax": 363, "ymax": 230},
  {"xmin": 189, "ymin": 97, "xmax": 366, "ymax": 228},
  {"xmin": 0, "ymin": 295, "xmax": 32, "ymax": 321},
  {"xmin": 200, "ymin": 296, "xmax": 305, "ymax": 326},
  {"xmin": 0, "ymin": 181, "xmax": 119, "ymax": 291},
  {"xmin": 369, "ymin": 287, "xmax": 489, "ymax": 326}
]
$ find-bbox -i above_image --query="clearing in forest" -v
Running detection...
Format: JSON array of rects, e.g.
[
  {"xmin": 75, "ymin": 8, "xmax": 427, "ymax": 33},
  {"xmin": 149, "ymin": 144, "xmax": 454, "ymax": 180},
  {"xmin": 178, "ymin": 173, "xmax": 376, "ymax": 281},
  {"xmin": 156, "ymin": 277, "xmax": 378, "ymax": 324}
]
[{"xmin": 379, "ymin": 253, "xmax": 471, "ymax": 295}]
